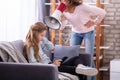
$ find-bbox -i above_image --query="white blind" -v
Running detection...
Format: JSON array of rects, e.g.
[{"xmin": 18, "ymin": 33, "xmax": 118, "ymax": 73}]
[{"xmin": 0, "ymin": 0, "xmax": 36, "ymax": 41}]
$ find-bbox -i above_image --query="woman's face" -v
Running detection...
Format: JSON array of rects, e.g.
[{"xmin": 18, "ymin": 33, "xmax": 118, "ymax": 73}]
[
  {"xmin": 38, "ymin": 30, "xmax": 46, "ymax": 41},
  {"xmin": 60, "ymin": 0, "xmax": 69, "ymax": 5}
]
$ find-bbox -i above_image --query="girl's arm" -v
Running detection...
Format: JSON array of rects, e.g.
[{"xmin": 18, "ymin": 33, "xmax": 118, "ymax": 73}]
[
  {"xmin": 29, "ymin": 47, "xmax": 38, "ymax": 63},
  {"xmin": 29, "ymin": 47, "xmax": 52, "ymax": 64},
  {"xmin": 85, "ymin": 4, "xmax": 106, "ymax": 25},
  {"xmin": 40, "ymin": 52, "xmax": 52, "ymax": 64},
  {"xmin": 41, "ymin": 38, "xmax": 55, "ymax": 51}
]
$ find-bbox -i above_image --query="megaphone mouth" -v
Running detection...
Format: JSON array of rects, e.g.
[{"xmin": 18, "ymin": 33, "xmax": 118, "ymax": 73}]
[
  {"xmin": 44, "ymin": 16, "xmax": 61, "ymax": 30},
  {"xmin": 44, "ymin": 3, "xmax": 66, "ymax": 30},
  {"xmin": 50, "ymin": 18, "xmax": 57, "ymax": 24}
]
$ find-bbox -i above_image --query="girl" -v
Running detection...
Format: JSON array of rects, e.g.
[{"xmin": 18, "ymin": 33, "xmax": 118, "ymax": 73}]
[
  {"xmin": 60, "ymin": 0, "xmax": 106, "ymax": 80},
  {"xmin": 23, "ymin": 22, "xmax": 98, "ymax": 79}
]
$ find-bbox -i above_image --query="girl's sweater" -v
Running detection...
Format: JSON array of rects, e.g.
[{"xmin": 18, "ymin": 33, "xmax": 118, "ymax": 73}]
[{"xmin": 29, "ymin": 38, "xmax": 54, "ymax": 64}]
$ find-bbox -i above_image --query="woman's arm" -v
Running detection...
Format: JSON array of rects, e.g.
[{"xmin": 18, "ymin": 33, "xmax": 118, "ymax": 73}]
[
  {"xmin": 60, "ymin": 15, "xmax": 68, "ymax": 30},
  {"xmin": 84, "ymin": 4, "xmax": 106, "ymax": 25}
]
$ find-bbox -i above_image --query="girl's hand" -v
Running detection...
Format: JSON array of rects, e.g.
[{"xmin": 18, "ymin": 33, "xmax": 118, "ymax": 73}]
[
  {"xmin": 53, "ymin": 59, "xmax": 62, "ymax": 67},
  {"xmin": 50, "ymin": 49, "xmax": 55, "ymax": 53},
  {"xmin": 85, "ymin": 20, "xmax": 95, "ymax": 28}
]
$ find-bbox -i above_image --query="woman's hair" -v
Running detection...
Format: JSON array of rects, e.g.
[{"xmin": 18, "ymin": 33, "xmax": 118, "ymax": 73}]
[
  {"xmin": 63, "ymin": 0, "xmax": 83, "ymax": 12},
  {"xmin": 23, "ymin": 22, "xmax": 47, "ymax": 61}
]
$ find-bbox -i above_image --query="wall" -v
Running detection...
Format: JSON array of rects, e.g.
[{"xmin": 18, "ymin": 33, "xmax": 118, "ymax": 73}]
[{"xmin": 104, "ymin": 0, "xmax": 120, "ymax": 80}]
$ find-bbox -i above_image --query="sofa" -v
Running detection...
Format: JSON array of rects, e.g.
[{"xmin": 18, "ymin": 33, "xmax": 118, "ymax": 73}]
[{"xmin": 0, "ymin": 40, "xmax": 92, "ymax": 80}]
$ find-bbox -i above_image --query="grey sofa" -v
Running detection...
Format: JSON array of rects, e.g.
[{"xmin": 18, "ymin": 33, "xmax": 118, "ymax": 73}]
[{"xmin": 0, "ymin": 40, "xmax": 92, "ymax": 80}]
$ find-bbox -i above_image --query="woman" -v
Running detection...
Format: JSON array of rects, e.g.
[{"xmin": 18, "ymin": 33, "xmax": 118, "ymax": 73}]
[
  {"xmin": 23, "ymin": 22, "xmax": 98, "ymax": 80},
  {"xmin": 60, "ymin": 0, "xmax": 106, "ymax": 80}
]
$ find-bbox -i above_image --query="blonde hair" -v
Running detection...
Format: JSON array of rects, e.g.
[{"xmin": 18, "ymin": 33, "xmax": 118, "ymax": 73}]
[{"xmin": 23, "ymin": 22, "xmax": 47, "ymax": 61}]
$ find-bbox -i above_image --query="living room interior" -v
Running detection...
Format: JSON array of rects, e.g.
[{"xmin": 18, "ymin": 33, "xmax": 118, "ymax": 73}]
[{"xmin": 0, "ymin": 0, "xmax": 120, "ymax": 80}]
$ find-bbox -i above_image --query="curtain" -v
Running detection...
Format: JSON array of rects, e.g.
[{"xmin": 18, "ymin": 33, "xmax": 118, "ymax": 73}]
[
  {"xmin": 0, "ymin": 0, "xmax": 36, "ymax": 41},
  {"xmin": 36, "ymin": 0, "xmax": 47, "ymax": 22},
  {"xmin": 36, "ymin": 0, "xmax": 51, "ymax": 40}
]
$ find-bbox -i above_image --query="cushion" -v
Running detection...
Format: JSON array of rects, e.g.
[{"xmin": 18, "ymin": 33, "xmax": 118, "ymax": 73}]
[{"xmin": 54, "ymin": 45, "xmax": 80, "ymax": 61}]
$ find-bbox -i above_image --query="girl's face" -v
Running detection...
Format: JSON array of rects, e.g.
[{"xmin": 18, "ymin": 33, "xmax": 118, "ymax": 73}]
[{"xmin": 38, "ymin": 30, "xmax": 46, "ymax": 41}]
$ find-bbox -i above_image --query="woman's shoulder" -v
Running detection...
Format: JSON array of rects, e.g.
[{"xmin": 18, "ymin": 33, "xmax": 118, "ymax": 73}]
[
  {"xmin": 77, "ymin": 3, "xmax": 91, "ymax": 8},
  {"xmin": 76, "ymin": 3, "xmax": 96, "ymax": 12}
]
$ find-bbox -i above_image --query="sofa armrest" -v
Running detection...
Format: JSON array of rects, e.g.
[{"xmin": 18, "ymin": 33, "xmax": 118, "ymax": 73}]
[{"xmin": 0, "ymin": 62, "xmax": 59, "ymax": 80}]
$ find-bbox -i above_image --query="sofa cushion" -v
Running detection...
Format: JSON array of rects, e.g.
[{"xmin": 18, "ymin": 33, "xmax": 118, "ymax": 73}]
[{"xmin": 54, "ymin": 45, "xmax": 80, "ymax": 61}]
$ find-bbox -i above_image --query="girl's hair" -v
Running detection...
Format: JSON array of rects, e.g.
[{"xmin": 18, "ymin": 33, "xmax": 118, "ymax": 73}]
[
  {"xmin": 63, "ymin": 0, "xmax": 83, "ymax": 12},
  {"xmin": 23, "ymin": 22, "xmax": 47, "ymax": 61}
]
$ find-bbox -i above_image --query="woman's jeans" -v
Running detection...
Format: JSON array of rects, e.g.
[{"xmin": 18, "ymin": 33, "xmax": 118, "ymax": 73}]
[{"xmin": 70, "ymin": 30, "xmax": 96, "ymax": 80}]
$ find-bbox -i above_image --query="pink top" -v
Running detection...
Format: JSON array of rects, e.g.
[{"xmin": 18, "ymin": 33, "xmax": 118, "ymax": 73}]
[{"xmin": 62, "ymin": 3, "xmax": 106, "ymax": 33}]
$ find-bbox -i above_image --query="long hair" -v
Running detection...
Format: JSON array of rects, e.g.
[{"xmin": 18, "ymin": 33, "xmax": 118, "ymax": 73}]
[
  {"xmin": 63, "ymin": 0, "xmax": 83, "ymax": 12},
  {"xmin": 23, "ymin": 22, "xmax": 47, "ymax": 61}
]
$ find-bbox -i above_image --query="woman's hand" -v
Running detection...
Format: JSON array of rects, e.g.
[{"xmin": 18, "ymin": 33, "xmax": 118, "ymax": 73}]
[
  {"xmin": 60, "ymin": 15, "xmax": 68, "ymax": 30},
  {"xmin": 85, "ymin": 20, "xmax": 95, "ymax": 28},
  {"xmin": 53, "ymin": 59, "xmax": 62, "ymax": 67},
  {"xmin": 60, "ymin": 15, "xmax": 66, "ymax": 22}
]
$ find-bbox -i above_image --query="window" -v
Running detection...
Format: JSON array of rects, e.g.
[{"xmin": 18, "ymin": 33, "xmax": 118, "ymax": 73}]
[{"xmin": 0, "ymin": 0, "xmax": 36, "ymax": 41}]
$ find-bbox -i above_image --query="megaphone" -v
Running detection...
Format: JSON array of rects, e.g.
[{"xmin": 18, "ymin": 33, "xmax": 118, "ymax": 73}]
[{"xmin": 44, "ymin": 3, "xmax": 66, "ymax": 30}]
